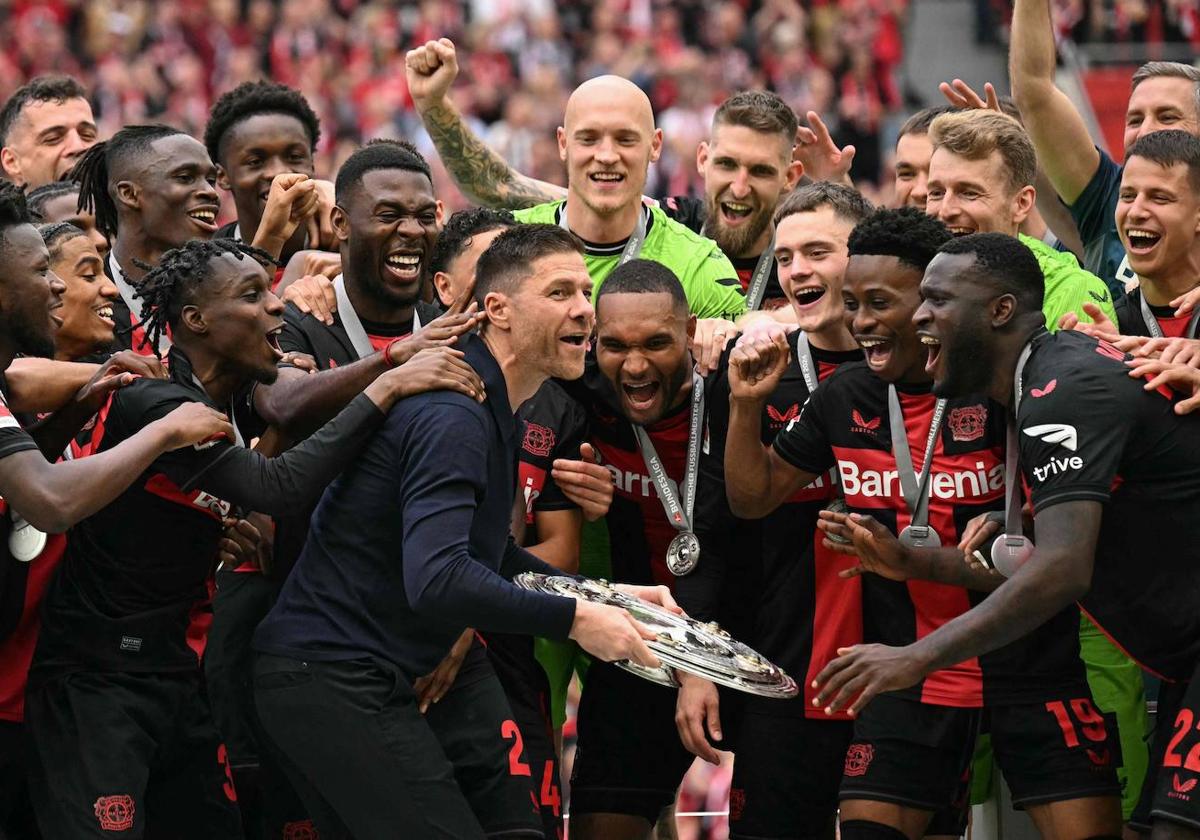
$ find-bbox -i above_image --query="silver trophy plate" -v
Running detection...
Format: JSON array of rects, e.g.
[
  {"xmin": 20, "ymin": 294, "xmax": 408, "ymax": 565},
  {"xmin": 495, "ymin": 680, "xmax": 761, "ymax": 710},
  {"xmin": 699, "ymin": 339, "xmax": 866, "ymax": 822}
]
[{"xmin": 515, "ymin": 573, "xmax": 798, "ymax": 699}]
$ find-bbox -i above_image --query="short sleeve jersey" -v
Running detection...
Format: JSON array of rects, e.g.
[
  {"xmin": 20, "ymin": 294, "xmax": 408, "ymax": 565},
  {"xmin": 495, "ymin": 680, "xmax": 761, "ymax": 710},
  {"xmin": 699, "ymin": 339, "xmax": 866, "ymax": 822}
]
[
  {"xmin": 1019, "ymin": 233, "xmax": 1118, "ymax": 329},
  {"xmin": 657, "ymin": 195, "xmax": 787, "ymax": 308},
  {"xmin": 1017, "ymin": 329, "xmax": 1200, "ymax": 680},
  {"xmin": 516, "ymin": 380, "xmax": 587, "ymax": 536},
  {"xmin": 773, "ymin": 363, "xmax": 1085, "ymax": 707},
  {"xmin": 31, "ymin": 351, "xmax": 263, "ymax": 676},
  {"xmin": 1067, "ymin": 147, "xmax": 1134, "ymax": 297},
  {"xmin": 513, "ymin": 201, "xmax": 747, "ymax": 320},
  {"xmin": 688, "ymin": 331, "xmax": 864, "ymax": 717}
]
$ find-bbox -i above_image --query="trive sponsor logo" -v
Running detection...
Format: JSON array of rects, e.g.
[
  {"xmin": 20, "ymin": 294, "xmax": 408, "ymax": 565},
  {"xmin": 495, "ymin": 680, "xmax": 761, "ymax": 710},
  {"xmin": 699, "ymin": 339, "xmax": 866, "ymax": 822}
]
[
  {"xmin": 1032, "ymin": 454, "xmax": 1084, "ymax": 483},
  {"xmin": 839, "ymin": 459, "xmax": 1004, "ymax": 500}
]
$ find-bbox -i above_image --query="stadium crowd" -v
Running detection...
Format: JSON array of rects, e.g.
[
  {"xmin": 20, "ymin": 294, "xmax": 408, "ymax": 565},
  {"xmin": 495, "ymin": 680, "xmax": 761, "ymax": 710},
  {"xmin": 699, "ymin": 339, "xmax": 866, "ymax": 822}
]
[{"xmin": 3, "ymin": 1, "xmax": 1200, "ymax": 840}]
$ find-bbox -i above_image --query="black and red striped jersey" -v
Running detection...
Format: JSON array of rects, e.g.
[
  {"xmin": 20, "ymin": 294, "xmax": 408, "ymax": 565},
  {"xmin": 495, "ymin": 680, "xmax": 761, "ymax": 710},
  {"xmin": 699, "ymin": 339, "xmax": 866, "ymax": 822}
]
[
  {"xmin": 516, "ymin": 380, "xmax": 588, "ymax": 538},
  {"xmin": 1018, "ymin": 329, "xmax": 1200, "ymax": 681},
  {"xmin": 681, "ymin": 329, "xmax": 864, "ymax": 718},
  {"xmin": 774, "ymin": 361, "xmax": 1086, "ymax": 707}
]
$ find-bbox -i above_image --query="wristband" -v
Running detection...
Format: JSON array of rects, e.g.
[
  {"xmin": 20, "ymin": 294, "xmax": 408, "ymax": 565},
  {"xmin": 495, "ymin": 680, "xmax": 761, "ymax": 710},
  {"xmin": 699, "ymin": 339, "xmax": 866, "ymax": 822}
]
[{"xmin": 382, "ymin": 337, "xmax": 404, "ymax": 368}]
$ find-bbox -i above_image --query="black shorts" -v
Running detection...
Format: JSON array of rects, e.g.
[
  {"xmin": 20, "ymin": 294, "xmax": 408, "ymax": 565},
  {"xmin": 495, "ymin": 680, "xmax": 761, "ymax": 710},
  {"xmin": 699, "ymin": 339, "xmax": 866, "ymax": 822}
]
[
  {"xmin": 1145, "ymin": 664, "xmax": 1200, "ymax": 831},
  {"xmin": 253, "ymin": 654, "xmax": 542, "ymax": 840},
  {"xmin": 483, "ymin": 632, "xmax": 563, "ymax": 839},
  {"xmin": 728, "ymin": 708, "xmax": 851, "ymax": 839},
  {"xmin": 838, "ymin": 693, "xmax": 979, "ymax": 822},
  {"xmin": 988, "ymin": 691, "xmax": 1122, "ymax": 808},
  {"xmin": 570, "ymin": 659, "xmax": 696, "ymax": 823},
  {"xmin": 24, "ymin": 668, "xmax": 242, "ymax": 839},
  {"xmin": 0, "ymin": 720, "xmax": 41, "ymax": 840}
]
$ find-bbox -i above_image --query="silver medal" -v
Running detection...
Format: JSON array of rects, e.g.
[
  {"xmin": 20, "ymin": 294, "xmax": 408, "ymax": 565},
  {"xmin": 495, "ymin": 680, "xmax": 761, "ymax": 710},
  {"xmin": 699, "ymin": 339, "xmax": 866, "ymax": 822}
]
[
  {"xmin": 666, "ymin": 531, "xmax": 700, "ymax": 576},
  {"xmin": 989, "ymin": 534, "xmax": 1034, "ymax": 577},
  {"xmin": 823, "ymin": 498, "xmax": 852, "ymax": 545},
  {"xmin": 898, "ymin": 524, "xmax": 941, "ymax": 549},
  {"xmin": 8, "ymin": 514, "xmax": 46, "ymax": 563}
]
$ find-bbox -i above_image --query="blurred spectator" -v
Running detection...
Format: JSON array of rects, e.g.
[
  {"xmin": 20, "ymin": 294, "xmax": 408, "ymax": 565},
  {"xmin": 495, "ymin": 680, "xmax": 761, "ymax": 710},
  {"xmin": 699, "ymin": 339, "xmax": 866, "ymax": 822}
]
[{"xmin": 0, "ymin": 0, "xmax": 910, "ymax": 205}]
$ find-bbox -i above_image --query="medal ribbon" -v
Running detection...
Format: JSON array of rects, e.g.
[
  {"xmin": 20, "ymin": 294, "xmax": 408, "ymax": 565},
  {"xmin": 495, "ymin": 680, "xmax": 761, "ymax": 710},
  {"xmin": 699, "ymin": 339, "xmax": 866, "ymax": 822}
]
[
  {"xmin": 558, "ymin": 202, "xmax": 647, "ymax": 265},
  {"xmin": 1139, "ymin": 290, "xmax": 1200, "ymax": 339},
  {"xmin": 887, "ymin": 386, "xmax": 946, "ymax": 532},
  {"xmin": 743, "ymin": 232, "xmax": 776, "ymax": 311},
  {"xmin": 795, "ymin": 331, "xmax": 818, "ymax": 393},
  {"xmin": 110, "ymin": 253, "xmax": 171, "ymax": 355},
  {"xmin": 333, "ymin": 273, "xmax": 422, "ymax": 361},
  {"xmin": 1002, "ymin": 339, "xmax": 1037, "ymax": 540},
  {"xmin": 632, "ymin": 372, "xmax": 705, "ymax": 535}
]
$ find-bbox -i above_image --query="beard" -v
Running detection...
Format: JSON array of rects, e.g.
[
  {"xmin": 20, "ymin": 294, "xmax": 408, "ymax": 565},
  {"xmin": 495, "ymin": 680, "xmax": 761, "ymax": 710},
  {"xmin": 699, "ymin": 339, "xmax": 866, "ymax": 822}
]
[
  {"xmin": 932, "ymin": 325, "xmax": 993, "ymax": 398},
  {"xmin": 703, "ymin": 194, "xmax": 772, "ymax": 258}
]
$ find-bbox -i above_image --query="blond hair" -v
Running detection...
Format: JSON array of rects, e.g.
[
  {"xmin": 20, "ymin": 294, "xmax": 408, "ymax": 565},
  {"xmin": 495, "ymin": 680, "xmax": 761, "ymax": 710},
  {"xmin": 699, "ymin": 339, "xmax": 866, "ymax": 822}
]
[{"xmin": 928, "ymin": 110, "xmax": 1037, "ymax": 194}]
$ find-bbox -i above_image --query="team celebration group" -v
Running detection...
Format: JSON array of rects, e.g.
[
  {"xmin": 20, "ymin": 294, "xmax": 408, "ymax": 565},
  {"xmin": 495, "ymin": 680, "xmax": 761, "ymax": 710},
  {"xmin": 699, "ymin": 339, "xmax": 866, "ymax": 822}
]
[{"xmin": 2, "ymin": 1, "xmax": 1200, "ymax": 839}]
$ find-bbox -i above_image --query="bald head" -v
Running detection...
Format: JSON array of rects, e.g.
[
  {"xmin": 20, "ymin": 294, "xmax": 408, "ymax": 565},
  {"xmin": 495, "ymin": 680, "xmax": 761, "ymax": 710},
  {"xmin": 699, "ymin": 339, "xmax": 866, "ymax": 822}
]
[
  {"xmin": 565, "ymin": 76, "xmax": 656, "ymax": 134},
  {"xmin": 558, "ymin": 76, "xmax": 662, "ymax": 222}
]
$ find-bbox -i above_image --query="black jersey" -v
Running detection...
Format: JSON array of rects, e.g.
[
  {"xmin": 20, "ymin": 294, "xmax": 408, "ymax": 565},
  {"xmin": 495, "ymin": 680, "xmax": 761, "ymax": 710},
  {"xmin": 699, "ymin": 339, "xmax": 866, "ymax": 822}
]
[
  {"xmin": 516, "ymin": 380, "xmax": 588, "ymax": 539},
  {"xmin": 1018, "ymin": 329, "xmax": 1200, "ymax": 680},
  {"xmin": 0, "ymin": 380, "xmax": 41, "ymax": 637},
  {"xmin": 774, "ymin": 362, "xmax": 1085, "ymax": 707},
  {"xmin": 1114, "ymin": 287, "xmax": 1197, "ymax": 339},
  {"xmin": 681, "ymin": 331, "xmax": 863, "ymax": 717},
  {"xmin": 30, "ymin": 348, "xmax": 385, "ymax": 676},
  {"xmin": 659, "ymin": 195, "xmax": 786, "ymax": 307}
]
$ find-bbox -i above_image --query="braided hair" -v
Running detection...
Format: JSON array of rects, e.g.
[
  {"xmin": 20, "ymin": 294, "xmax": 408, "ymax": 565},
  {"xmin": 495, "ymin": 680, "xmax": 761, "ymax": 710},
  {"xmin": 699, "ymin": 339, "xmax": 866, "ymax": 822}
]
[
  {"xmin": 26, "ymin": 180, "xmax": 79, "ymax": 222},
  {"xmin": 69, "ymin": 124, "xmax": 183, "ymax": 240},
  {"xmin": 135, "ymin": 238, "xmax": 276, "ymax": 358},
  {"xmin": 37, "ymin": 221, "xmax": 86, "ymax": 261}
]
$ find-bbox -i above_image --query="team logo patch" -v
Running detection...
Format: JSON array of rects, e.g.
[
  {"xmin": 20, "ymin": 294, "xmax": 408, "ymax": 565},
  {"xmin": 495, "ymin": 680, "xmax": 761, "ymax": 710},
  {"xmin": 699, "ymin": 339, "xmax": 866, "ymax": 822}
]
[
  {"xmin": 728, "ymin": 788, "xmax": 746, "ymax": 821},
  {"xmin": 282, "ymin": 820, "xmax": 320, "ymax": 840},
  {"xmin": 948, "ymin": 405, "xmax": 986, "ymax": 442},
  {"xmin": 843, "ymin": 743, "xmax": 874, "ymax": 777},
  {"xmin": 766, "ymin": 403, "xmax": 800, "ymax": 428},
  {"xmin": 522, "ymin": 422, "xmax": 555, "ymax": 458},
  {"xmin": 850, "ymin": 409, "xmax": 881, "ymax": 436},
  {"xmin": 94, "ymin": 795, "xmax": 135, "ymax": 831},
  {"xmin": 1089, "ymin": 289, "xmax": 1109, "ymax": 304}
]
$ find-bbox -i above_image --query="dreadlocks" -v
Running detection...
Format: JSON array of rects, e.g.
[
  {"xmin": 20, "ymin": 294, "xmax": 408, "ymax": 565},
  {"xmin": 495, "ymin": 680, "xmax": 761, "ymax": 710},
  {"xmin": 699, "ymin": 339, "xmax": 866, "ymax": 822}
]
[
  {"xmin": 69, "ymin": 124, "xmax": 183, "ymax": 241},
  {"xmin": 135, "ymin": 238, "xmax": 276, "ymax": 358}
]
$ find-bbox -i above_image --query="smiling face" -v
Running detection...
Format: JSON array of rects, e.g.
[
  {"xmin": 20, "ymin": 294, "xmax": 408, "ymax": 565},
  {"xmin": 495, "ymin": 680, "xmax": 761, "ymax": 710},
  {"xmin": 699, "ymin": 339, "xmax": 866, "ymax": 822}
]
[
  {"xmin": 698, "ymin": 122, "xmax": 796, "ymax": 258},
  {"xmin": 36, "ymin": 189, "xmax": 110, "ymax": 259},
  {"xmin": 842, "ymin": 253, "xmax": 927, "ymax": 384},
  {"xmin": 503, "ymin": 250, "xmax": 595, "ymax": 381},
  {"xmin": 185, "ymin": 251, "xmax": 286, "ymax": 384},
  {"xmin": 434, "ymin": 226, "xmax": 508, "ymax": 308},
  {"xmin": 1116, "ymin": 156, "xmax": 1200, "ymax": 285},
  {"xmin": 50, "ymin": 234, "xmax": 116, "ymax": 359},
  {"xmin": 122, "ymin": 134, "xmax": 221, "ymax": 250},
  {"xmin": 2, "ymin": 96, "xmax": 98, "ymax": 188},
  {"xmin": 1125, "ymin": 76, "xmax": 1200, "ymax": 155},
  {"xmin": 893, "ymin": 131, "xmax": 933, "ymax": 210},
  {"xmin": 559, "ymin": 77, "xmax": 662, "ymax": 220},
  {"xmin": 912, "ymin": 251, "xmax": 998, "ymax": 398},
  {"xmin": 335, "ymin": 167, "xmax": 442, "ymax": 311},
  {"xmin": 926, "ymin": 147, "xmax": 1032, "ymax": 237},
  {"xmin": 217, "ymin": 112, "xmax": 315, "ymax": 237},
  {"xmin": 773, "ymin": 206, "xmax": 854, "ymax": 334},
  {"xmin": 595, "ymin": 290, "xmax": 694, "ymax": 425},
  {"xmin": 1, "ymin": 224, "xmax": 66, "ymax": 359}
]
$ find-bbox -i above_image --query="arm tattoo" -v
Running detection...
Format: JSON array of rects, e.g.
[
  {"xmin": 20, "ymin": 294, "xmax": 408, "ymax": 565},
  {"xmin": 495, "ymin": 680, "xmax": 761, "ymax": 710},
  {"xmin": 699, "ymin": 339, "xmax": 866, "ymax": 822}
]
[{"xmin": 422, "ymin": 102, "xmax": 562, "ymax": 210}]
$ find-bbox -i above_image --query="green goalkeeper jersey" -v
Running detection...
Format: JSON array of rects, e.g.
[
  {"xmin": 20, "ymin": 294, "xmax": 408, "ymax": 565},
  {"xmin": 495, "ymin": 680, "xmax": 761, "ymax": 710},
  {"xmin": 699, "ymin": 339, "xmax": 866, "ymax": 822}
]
[{"xmin": 514, "ymin": 200, "xmax": 747, "ymax": 320}]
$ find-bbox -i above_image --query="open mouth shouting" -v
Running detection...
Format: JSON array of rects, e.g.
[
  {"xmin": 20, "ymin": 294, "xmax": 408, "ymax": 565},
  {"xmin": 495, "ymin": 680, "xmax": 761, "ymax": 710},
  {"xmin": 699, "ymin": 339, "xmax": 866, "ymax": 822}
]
[
  {"xmin": 187, "ymin": 205, "xmax": 219, "ymax": 234},
  {"xmin": 384, "ymin": 250, "xmax": 423, "ymax": 284},
  {"xmin": 621, "ymin": 379, "xmax": 661, "ymax": 413},
  {"xmin": 719, "ymin": 200, "xmax": 756, "ymax": 226},
  {"xmin": 1124, "ymin": 227, "xmax": 1162, "ymax": 256},
  {"xmin": 266, "ymin": 322, "xmax": 285, "ymax": 360},
  {"xmin": 856, "ymin": 334, "xmax": 894, "ymax": 372},
  {"xmin": 793, "ymin": 284, "xmax": 828, "ymax": 311},
  {"xmin": 920, "ymin": 332, "xmax": 942, "ymax": 377}
]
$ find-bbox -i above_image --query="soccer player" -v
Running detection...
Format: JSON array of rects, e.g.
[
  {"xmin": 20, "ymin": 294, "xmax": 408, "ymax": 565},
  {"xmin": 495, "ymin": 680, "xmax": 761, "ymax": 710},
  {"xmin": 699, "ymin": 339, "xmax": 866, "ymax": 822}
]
[
  {"xmin": 925, "ymin": 110, "xmax": 1116, "ymax": 328},
  {"xmin": 204, "ymin": 80, "xmax": 332, "ymax": 269},
  {"xmin": 36, "ymin": 222, "xmax": 116, "ymax": 362},
  {"xmin": 430, "ymin": 207, "xmax": 517, "ymax": 311},
  {"xmin": 23, "ymin": 236, "xmax": 478, "ymax": 839},
  {"xmin": 811, "ymin": 230, "xmax": 1200, "ymax": 838},
  {"xmin": 1114, "ymin": 131, "xmax": 1200, "ymax": 340},
  {"xmin": 673, "ymin": 182, "xmax": 871, "ymax": 839},
  {"xmin": 405, "ymin": 38, "xmax": 746, "ymax": 320},
  {"xmin": 26, "ymin": 179, "xmax": 110, "ymax": 259},
  {"xmin": 0, "ymin": 76, "xmax": 97, "ymax": 189},
  {"xmin": 725, "ymin": 220, "xmax": 1121, "ymax": 839},
  {"xmin": 251, "ymin": 224, "xmax": 674, "ymax": 839},
  {"xmin": 1011, "ymin": 0, "xmax": 1200, "ymax": 291}
]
